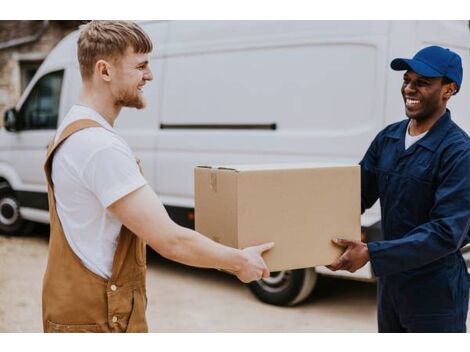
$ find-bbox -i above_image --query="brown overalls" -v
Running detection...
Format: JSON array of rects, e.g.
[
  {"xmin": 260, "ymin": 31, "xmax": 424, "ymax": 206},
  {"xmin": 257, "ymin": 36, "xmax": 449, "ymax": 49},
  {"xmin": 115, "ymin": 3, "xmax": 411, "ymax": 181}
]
[{"xmin": 42, "ymin": 119, "xmax": 148, "ymax": 333}]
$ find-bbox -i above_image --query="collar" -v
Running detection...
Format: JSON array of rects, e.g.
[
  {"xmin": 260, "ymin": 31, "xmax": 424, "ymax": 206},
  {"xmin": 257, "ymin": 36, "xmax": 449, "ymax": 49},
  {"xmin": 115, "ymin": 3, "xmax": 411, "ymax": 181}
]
[
  {"xmin": 72, "ymin": 104, "xmax": 115, "ymax": 134},
  {"xmin": 385, "ymin": 109, "xmax": 453, "ymax": 152}
]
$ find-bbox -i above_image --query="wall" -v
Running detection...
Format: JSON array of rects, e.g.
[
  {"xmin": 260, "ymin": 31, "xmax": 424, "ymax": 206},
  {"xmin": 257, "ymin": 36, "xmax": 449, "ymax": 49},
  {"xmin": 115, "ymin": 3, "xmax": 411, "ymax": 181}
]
[{"xmin": 0, "ymin": 21, "xmax": 82, "ymax": 125}]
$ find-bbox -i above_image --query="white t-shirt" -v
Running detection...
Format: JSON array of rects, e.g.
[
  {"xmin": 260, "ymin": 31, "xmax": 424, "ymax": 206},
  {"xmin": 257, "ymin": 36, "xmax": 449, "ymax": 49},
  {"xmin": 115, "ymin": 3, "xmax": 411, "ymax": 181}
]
[
  {"xmin": 405, "ymin": 121, "xmax": 428, "ymax": 150},
  {"xmin": 52, "ymin": 104, "xmax": 147, "ymax": 279}
]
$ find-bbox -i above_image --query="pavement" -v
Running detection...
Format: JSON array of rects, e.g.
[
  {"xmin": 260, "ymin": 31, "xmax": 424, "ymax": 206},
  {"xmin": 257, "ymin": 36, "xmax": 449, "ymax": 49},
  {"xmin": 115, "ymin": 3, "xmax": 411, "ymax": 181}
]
[{"xmin": 0, "ymin": 230, "xmax": 393, "ymax": 332}]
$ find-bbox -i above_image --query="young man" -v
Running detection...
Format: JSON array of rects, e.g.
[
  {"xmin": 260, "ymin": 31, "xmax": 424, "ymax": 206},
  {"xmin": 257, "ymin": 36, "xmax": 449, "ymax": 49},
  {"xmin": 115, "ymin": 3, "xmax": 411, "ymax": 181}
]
[
  {"xmin": 328, "ymin": 46, "xmax": 470, "ymax": 332},
  {"xmin": 42, "ymin": 21, "xmax": 273, "ymax": 333}
]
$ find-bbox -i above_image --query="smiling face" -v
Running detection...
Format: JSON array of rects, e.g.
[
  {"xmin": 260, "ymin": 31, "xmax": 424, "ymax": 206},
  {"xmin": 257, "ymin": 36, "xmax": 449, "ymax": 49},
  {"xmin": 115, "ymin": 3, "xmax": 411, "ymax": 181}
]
[
  {"xmin": 401, "ymin": 71, "xmax": 454, "ymax": 122},
  {"xmin": 111, "ymin": 46, "xmax": 153, "ymax": 109}
]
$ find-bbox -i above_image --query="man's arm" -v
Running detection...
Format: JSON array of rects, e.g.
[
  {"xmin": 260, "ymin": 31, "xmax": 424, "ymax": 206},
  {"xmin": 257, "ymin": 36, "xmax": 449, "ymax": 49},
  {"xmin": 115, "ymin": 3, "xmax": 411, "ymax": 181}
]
[
  {"xmin": 329, "ymin": 147, "xmax": 470, "ymax": 276},
  {"xmin": 108, "ymin": 184, "xmax": 274, "ymax": 283},
  {"xmin": 365, "ymin": 147, "xmax": 470, "ymax": 276},
  {"xmin": 360, "ymin": 134, "xmax": 381, "ymax": 214}
]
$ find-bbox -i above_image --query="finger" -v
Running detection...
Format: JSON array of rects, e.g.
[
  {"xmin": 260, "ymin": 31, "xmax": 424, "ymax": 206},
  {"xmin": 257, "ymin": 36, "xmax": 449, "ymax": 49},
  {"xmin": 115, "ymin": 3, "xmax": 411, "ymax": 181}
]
[
  {"xmin": 327, "ymin": 256, "xmax": 345, "ymax": 271},
  {"xmin": 255, "ymin": 242, "xmax": 275, "ymax": 254},
  {"xmin": 261, "ymin": 267, "xmax": 270, "ymax": 279},
  {"xmin": 332, "ymin": 238, "xmax": 351, "ymax": 248},
  {"xmin": 328, "ymin": 259, "xmax": 342, "ymax": 270},
  {"xmin": 254, "ymin": 270, "xmax": 263, "ymax": 282},
  {"xmin": 329, "ymin": 248, "xmax": 350, "ymax": 268}
]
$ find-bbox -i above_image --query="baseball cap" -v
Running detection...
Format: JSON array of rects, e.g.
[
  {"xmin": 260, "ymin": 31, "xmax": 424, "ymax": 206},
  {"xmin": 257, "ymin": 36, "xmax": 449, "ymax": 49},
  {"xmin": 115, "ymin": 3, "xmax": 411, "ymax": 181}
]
[{"xmin": 391, "ymin": 46, "xmax": 463, "ymax": 92}]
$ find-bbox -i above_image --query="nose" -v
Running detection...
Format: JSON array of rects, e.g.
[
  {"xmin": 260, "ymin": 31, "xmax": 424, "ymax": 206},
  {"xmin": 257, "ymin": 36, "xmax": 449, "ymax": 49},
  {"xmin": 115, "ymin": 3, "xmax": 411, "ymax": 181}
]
[
  {"xmin": 403, "ymin": 81, "xmax": 416, "ymax": 95},
  {"xmin": 144, "ymin": 68, "xmax": 154, "ymax": 82}
]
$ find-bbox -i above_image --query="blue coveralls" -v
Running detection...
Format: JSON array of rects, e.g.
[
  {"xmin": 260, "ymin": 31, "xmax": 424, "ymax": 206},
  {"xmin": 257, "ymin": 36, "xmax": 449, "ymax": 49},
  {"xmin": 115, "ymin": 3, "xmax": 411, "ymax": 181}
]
[{"xmin": 361, "ymin": 110, "xmax": 470, "ymax": 332}]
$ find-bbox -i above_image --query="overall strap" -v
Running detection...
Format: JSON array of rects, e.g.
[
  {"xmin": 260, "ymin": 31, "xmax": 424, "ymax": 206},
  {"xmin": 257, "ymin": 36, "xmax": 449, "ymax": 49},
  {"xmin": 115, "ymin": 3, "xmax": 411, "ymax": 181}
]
[{"xmin": 44, "ymin": 119, "xmax": 102, "ymax": 187}]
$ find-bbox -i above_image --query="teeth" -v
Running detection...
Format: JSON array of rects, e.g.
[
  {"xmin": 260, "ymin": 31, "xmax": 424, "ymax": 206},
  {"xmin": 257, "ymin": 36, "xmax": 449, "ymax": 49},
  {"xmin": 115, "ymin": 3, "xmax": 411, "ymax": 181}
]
[{"xmin": 406, "ymin": 98, "xmax": 420, "ymax": 105}]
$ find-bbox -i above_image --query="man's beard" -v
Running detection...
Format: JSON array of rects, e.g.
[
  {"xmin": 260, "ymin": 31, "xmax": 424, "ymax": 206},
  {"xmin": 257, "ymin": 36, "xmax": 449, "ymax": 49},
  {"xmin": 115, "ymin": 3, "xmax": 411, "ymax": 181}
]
[{"xmin": 115, "ymin": 87, "xmax": 146, "ymax": 109}]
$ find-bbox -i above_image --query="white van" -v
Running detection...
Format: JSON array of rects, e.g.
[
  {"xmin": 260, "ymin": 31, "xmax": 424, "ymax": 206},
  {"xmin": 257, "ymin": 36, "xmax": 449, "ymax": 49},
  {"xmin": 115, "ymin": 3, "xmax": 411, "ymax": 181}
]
[{"xmin": 1, "ymin": 20, "xmax": 469, "ymax": 306}]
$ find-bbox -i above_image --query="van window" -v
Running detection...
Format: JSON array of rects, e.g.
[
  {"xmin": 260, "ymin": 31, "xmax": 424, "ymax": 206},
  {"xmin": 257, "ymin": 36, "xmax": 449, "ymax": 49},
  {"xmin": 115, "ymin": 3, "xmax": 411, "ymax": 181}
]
[{"xmin": 18, "ymin": 70, "xmax": 63, "ymax": 130}]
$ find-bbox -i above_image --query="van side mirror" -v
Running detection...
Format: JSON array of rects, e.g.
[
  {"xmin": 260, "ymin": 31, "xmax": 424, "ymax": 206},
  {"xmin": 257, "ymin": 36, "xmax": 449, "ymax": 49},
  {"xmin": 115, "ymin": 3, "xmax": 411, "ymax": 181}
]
[{"xmin": 4, "ymin": 108, "xmax": 20, "ymax": 132}]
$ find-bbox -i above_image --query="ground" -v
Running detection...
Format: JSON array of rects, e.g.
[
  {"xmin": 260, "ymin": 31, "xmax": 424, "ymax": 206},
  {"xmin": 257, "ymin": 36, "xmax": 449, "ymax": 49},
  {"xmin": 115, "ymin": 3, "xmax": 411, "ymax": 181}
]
[{"xmin": 0, "ymin": 230, "xmax": 420, "ymax": 332}]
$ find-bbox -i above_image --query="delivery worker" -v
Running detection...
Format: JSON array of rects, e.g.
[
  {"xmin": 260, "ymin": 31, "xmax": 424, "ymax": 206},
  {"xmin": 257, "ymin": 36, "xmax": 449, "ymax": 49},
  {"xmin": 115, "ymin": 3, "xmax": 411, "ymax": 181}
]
[
  {"xmin": 327, "ymin": 46, "xmax": 470, "ymax": 332},
  {"xmin": 42, "ymin": 20, "xmax": 274, "ymax": 333}
]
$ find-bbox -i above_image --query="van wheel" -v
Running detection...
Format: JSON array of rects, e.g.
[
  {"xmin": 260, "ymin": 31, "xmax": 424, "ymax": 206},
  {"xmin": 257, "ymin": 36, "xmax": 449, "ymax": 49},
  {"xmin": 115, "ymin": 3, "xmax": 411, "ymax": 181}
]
[
  {"xmin": 0, "ymin": 182, "xmax": 35, "ymax": 236},
  {"xmin": 248, "ymin": 268, "xmax": 317, "ymax": 306}
]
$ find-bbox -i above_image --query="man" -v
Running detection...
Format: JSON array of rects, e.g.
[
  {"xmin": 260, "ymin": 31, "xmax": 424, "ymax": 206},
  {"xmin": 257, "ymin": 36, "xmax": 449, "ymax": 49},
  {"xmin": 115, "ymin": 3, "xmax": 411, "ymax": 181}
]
[
  {"xmin": 42, "ymin": 21, "xmax": 273, "ymax": 333},
  {"xmin": 328, "ymin": 46, "xmax": 470, "ymax": 332}
]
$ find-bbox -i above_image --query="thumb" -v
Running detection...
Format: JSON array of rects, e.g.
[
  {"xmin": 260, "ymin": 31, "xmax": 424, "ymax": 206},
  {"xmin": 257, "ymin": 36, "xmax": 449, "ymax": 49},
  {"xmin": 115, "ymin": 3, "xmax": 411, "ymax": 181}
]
[
  {"xmin": 331, "ymin": 238, "xmax": 350, "ymax": 248},
  {"xmin": 254, "ymin": 242, "xmax": 275, "ymax": 254}
]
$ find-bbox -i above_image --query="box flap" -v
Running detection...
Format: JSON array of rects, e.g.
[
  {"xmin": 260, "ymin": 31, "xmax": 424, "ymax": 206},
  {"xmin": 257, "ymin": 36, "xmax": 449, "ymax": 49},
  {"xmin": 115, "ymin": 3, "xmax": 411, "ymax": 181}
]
[
  {"xmin": 198, "ymin": 162, "xmax": 356, "ymax": 172},
  {"xmin": 196, "ymin": 165, "xmax": 240, "ymax": 172}
]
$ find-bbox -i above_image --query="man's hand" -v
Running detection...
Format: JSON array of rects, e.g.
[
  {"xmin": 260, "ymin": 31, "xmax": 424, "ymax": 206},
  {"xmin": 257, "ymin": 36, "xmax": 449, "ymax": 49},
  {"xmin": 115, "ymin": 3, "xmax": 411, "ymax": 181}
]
[
  {"xmin": 234, "ymin": 242, "xmax": 275, "ymax": 283},
  {"xmin": 327, "ymin": 238, "xmax": 370, "ymax": 273},
  {"xmin": 109, "ymin": 185, "xmax": 274, "ymax": 280}
]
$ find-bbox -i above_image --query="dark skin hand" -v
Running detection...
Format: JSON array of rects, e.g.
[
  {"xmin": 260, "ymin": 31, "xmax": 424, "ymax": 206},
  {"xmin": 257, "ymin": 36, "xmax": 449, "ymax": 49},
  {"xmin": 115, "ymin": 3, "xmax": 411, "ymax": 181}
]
[{"xmin": 327, "ymin": 238, "xmax": 370, "ymax": 273}]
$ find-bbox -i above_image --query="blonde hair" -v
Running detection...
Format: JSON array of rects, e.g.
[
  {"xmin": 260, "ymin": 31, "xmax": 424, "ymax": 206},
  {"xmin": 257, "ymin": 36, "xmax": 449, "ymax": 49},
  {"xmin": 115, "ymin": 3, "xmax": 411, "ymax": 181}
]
[{"xmin": 77, "ymin": 20, "xmax": 153, "ymax": 79}]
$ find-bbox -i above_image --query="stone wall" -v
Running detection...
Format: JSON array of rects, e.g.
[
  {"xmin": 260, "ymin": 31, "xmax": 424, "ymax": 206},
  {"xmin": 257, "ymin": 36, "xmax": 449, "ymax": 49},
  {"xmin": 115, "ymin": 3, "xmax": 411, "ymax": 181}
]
[{"xmin": 0, "ymin": 21, "xmax": 82, "ymax": 126}]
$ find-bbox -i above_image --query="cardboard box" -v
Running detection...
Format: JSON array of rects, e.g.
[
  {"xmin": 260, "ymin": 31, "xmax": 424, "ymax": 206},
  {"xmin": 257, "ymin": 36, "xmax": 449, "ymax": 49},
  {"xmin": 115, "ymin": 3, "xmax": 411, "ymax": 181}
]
[{"xmin": 194, "ymin": 163, "xmax": 361, "ymax": 272}]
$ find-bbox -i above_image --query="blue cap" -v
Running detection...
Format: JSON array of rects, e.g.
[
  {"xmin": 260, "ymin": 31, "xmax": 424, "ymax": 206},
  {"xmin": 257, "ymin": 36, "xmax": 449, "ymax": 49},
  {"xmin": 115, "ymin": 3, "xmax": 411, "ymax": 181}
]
[{"xmin": 391, "ymin": 46, "xmax": 463, "ymax": 92}]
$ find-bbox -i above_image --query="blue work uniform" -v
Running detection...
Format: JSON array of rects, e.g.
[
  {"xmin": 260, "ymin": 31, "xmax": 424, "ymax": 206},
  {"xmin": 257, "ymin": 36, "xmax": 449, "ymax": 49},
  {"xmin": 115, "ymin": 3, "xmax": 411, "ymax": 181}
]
[{"xmin": 361, "ymin": 110, "xmax": 470, "ymax": 332}]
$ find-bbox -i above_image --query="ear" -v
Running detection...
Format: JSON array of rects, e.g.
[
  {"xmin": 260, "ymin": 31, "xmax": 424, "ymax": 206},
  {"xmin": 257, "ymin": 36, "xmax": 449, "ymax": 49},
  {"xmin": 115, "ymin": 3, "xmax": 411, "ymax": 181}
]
[
  {"xmin": 443, "ymin": 82, "xmax": 457, "ymax": 100},
  {"xmin": 95, "ymin": 59, "xmax": 112, "ymax": 82}
]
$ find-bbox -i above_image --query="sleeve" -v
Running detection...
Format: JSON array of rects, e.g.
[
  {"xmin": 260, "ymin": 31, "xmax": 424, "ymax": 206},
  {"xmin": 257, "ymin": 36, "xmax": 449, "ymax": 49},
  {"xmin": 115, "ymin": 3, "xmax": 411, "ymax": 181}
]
[
  {"xmin": 81, "ymin": 144, "xmax": 148, "ymax": 208},
  {"xmin": 367, "ymin": 147, "xmax": 470, "ymax": 277},
  {"xmin": 359, "ymin": 133, "xmax": 381, "ymax": 214}
]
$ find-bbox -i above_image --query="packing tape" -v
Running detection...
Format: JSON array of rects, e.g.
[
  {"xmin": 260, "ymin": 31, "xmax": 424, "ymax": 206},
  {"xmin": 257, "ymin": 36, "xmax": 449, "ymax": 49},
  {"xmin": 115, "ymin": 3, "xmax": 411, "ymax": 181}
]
[{"xmin": 210, "ymin": 170, "xmax": 217, "ymax": 192}]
